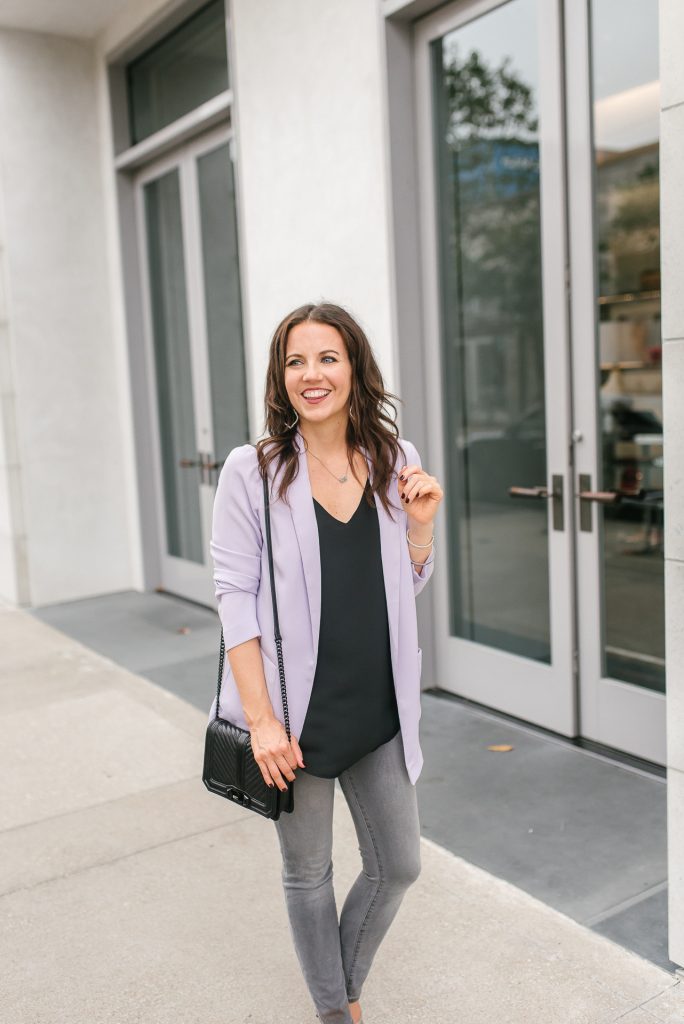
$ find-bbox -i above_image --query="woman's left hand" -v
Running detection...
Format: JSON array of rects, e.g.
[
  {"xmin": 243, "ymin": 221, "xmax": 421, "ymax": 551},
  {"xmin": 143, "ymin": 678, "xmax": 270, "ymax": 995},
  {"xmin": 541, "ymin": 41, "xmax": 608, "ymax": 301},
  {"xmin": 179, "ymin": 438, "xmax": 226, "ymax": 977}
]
[{"xmin": 398, "ymin": 465, "xmax": 444, "ymax": 527}]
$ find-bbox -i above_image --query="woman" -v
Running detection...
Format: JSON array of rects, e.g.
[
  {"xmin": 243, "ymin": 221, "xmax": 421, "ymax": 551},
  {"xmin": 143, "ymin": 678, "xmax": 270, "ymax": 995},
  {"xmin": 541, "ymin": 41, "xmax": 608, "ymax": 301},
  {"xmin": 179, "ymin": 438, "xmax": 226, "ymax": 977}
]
[{"xmin": 209, "ymin": 302, "xmax": 443, "ymax": 1024}]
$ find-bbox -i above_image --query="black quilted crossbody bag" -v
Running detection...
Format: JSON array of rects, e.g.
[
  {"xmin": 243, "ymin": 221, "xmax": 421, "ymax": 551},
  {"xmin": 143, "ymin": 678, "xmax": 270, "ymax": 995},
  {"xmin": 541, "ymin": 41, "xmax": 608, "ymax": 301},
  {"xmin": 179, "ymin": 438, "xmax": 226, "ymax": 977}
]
[{"xmin": 202, "ymin": 469, "xmax": 295, "ymax": 819}]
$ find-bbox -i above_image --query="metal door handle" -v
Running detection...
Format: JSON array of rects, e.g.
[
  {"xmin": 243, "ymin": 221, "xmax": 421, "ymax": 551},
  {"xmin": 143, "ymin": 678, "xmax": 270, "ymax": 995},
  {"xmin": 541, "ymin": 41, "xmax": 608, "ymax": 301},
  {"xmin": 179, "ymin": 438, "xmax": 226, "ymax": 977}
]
[
  {"xmin": 577, "ymin": 489, "xmax": 621, "ymax": 505},
  {"xmin": 508, "ymin": 485, "xmax": 549, "ymax": 499},
  {"xmin": 508, "ymin": 477, "xmax": 564, "ymax": 531},
  {"xmin": 577, "ymin": 474, "xmax": 622, "ymax": 532},
  {"xmin": 180, "ymin": 452, "xmax": 223, "ymax": 484}
]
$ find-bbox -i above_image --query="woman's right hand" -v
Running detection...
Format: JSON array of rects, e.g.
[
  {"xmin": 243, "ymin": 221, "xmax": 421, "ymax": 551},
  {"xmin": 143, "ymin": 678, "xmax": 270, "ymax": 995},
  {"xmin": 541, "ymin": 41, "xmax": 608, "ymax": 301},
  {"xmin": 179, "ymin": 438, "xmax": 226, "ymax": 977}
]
[{"xmin": 249, "ymin": 716, "xmax": 305, "ymax": 791}]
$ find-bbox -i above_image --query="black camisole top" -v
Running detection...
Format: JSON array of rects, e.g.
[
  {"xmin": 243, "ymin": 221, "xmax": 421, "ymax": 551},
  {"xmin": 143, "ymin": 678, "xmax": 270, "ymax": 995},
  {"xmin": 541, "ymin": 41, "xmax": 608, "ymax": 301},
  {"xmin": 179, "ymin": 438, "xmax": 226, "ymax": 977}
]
[{"xmin": 298, "ymin": 479, "xmax": 401, "ymax": 778}]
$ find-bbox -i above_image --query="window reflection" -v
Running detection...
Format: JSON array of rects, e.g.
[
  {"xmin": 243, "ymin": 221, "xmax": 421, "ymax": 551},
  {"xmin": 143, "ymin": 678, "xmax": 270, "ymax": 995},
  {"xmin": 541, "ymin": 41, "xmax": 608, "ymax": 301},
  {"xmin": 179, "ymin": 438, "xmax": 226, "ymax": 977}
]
[
  {"xmin": 591, "ymin": 0, "xmax": 664, "ymax": 691},
  {"xmin": 432, "ymin": 0, "xmax": 551, "ymax": 662},
  {"xmin": 144, "ymin": 171, "xmax": 204, "ymax": 564},
  {"xmin": 126, "ymin": 0, "xmax": 229, "ymax": 145}
]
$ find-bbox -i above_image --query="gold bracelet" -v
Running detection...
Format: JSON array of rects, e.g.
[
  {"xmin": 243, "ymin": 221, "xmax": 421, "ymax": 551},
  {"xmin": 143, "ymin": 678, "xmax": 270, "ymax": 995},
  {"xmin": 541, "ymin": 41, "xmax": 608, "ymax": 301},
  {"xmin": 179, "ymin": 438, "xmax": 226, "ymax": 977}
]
[{"xmin": 406, "ymin": 527, "xmax": 434, "ymax": 549}]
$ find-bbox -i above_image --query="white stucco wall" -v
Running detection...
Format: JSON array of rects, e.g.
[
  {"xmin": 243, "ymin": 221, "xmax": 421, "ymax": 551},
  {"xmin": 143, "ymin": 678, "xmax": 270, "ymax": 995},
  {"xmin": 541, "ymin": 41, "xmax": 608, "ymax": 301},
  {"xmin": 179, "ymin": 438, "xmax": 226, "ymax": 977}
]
[
  {"xmin": 0, "ymin": 29, "xmax": 136, "ymax": 605},
  {"xmin": 0, "ymin": 171, "xmax": 27, "ymax": 604},
  {"xmin": 230, "ymin": 0, "xmax": 397, "ymax": 434},
  {"xmin": 660, "ymin": 0, "xmax": 684, "ymax": 971}
]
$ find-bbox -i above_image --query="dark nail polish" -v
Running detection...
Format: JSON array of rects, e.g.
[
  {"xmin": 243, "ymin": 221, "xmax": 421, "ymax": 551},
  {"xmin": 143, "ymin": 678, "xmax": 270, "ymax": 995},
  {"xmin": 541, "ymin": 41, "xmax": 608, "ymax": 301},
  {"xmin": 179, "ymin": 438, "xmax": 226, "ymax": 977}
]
[{"xmin": 401, "ymin": 492, "xmax": 405, "ymax": 499}]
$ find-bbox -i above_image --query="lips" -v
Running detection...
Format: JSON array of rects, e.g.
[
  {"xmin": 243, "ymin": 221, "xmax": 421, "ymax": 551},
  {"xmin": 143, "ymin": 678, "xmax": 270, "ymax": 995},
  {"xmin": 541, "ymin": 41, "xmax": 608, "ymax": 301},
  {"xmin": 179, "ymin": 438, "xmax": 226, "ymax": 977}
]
[{"xmin": 302, "ymin": 389, "xmax": 331, "ymax": 404}]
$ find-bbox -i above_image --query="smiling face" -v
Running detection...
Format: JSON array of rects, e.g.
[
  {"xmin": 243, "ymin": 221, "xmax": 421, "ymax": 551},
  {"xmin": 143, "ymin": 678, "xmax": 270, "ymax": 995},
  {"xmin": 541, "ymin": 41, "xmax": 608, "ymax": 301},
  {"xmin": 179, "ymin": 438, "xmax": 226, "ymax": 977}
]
[{"xmin": 284, "ymin": 321, "xmax": 353, "ymax": 427}]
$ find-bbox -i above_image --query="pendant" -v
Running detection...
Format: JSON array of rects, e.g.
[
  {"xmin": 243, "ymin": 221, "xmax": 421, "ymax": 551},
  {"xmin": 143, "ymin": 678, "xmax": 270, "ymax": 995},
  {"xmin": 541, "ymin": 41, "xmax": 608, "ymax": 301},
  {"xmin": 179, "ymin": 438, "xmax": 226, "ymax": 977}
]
[{"xmin": 338, "ymin": 474, "xmax": 348, "ymax": 483}]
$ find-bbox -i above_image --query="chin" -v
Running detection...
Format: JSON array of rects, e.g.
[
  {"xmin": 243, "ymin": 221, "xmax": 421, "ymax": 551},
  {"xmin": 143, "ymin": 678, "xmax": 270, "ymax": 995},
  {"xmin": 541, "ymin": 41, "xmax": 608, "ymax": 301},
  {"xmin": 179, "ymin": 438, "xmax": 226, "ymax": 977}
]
[{"xmin": 300, "ymin": 404, "xmax": 343, "ymax": 421}]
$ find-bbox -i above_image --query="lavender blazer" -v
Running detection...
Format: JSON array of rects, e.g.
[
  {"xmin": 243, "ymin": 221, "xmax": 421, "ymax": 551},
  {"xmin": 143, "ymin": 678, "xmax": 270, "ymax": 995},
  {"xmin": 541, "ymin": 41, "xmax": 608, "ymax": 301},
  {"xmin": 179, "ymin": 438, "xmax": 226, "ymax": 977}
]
[{"xmin": 207, "ymin": 428, "xmax": 435, "ymax": 785}]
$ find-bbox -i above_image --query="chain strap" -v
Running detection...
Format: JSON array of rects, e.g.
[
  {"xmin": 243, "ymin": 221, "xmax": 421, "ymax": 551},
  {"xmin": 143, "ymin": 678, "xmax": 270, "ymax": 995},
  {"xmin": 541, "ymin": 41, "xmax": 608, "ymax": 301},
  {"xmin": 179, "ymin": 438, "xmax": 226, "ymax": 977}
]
[{"xmin": 214, "ymin": 461, "xmax": 291, "ymax": 740}]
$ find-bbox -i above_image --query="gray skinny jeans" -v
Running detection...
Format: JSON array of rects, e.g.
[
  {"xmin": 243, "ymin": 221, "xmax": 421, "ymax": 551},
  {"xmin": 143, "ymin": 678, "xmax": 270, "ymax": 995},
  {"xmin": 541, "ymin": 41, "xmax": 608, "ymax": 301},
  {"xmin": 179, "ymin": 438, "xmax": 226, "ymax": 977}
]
[{"xmin": 273, "ymin": 729, "xmax": 421, "ymax": 1024}]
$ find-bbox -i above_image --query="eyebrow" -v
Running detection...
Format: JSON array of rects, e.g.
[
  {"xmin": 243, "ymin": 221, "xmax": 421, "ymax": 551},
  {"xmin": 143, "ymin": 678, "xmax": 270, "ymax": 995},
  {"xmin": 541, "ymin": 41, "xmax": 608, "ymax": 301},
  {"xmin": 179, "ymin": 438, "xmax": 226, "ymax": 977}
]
[{"xmin": 286, "ymin": 349, "xmax": 340, "ymax": 358}]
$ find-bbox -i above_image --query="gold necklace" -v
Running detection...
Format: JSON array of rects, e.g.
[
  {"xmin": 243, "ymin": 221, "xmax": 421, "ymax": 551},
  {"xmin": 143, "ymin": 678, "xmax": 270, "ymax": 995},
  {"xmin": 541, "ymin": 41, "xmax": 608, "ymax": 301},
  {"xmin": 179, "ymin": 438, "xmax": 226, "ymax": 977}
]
[{"xmin": 304, "ymin": 442, "xmax": 350, "ymax": 483}]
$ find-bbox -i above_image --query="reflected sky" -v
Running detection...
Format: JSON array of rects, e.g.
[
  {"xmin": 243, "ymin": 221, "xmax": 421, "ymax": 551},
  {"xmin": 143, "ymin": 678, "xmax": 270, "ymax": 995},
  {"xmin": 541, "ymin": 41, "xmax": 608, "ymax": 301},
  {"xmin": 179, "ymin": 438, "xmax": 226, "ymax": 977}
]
[
  {"xmin": 442, "ymin": 0, "xmax": 659, "ymax": 152},
  {"xmin": 591, "ymin": 0, "xmax": 658, "ymax": 100},
  {"xmin": 592, "ymin": 0, "xmax": 659, "ymax": 151},
  {"xmin": 442, "ymin": 0, "xmax": 539, "ymax": 103}
]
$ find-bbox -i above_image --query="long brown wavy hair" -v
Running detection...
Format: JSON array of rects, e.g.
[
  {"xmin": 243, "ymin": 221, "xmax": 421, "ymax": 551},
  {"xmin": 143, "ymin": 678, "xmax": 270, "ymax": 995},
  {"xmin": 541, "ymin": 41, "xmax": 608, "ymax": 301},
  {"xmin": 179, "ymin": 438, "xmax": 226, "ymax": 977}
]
[{"xmin": 255, "ymin": 301, "xmax": 407, "ymax": 521}]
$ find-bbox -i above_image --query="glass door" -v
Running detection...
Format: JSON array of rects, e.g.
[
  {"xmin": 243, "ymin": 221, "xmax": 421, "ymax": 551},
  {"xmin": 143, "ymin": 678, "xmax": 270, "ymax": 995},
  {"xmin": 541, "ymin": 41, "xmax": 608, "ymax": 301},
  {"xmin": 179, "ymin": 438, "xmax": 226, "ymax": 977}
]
[
  {"xmin": 416, "ymin": 0, "xmax": 666, "ymax": 765},
  {"xmin": 136, "ymin": 126, "xmax": 249, "ymax": 605},
  {"xmin": 415, "ymin": 0, "xmax": 577, "ymax": 736},
  {"xmin": 567, "ymin": 0, "xmax": 665, "ymax": 763}
]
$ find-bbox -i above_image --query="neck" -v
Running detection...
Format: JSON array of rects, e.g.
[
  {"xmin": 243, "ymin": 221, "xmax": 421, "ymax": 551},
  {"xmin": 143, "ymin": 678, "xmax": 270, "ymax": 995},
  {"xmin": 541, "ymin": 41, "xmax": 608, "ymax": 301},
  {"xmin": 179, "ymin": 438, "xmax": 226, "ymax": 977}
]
[{"xmin": 298, "ymin": 414, "xmax": 350, "ymax": 457}]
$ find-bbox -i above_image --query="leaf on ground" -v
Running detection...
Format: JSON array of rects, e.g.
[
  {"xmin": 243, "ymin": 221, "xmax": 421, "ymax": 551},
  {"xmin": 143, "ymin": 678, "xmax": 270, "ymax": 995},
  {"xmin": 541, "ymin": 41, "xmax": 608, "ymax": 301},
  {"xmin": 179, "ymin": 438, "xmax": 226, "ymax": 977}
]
[{"xmin": 487, "ymin": 744, "xmax": 514, "ymax": 752}]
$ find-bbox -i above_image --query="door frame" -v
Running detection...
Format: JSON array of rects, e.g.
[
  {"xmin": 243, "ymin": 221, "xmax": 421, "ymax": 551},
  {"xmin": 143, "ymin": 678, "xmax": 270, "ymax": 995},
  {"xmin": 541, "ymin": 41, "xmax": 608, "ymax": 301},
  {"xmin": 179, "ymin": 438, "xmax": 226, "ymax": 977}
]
[
  {"xmin": 134, "ymin": 124, "xmax": 234, "ymax": 606},
  {"xmin": 564, "ymin": 0, "xmax": 666, "ymax": 763},
  {"xmin": 413, "ymin": 0, "xmax": 578, "ymax": 737}
]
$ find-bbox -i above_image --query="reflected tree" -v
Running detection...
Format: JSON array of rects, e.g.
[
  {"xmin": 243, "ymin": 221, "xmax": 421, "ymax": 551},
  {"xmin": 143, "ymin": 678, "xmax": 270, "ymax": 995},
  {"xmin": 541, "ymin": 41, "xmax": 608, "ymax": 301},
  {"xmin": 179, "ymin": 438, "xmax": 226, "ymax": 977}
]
[{"xmin": 435, "ymin": 42, "xmax": 545, "ymax": 439}]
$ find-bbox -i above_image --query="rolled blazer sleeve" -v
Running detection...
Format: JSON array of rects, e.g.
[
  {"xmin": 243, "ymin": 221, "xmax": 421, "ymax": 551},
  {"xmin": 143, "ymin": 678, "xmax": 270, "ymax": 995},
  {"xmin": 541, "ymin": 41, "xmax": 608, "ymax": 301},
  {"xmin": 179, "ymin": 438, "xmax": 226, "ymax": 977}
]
[
  {"xmin": 210, "ymin": 445, "xmax": 263, "ymax": 652},
  {"xmin": 404, "ymin": 440, "xmax": 436, "ymax": 598}
]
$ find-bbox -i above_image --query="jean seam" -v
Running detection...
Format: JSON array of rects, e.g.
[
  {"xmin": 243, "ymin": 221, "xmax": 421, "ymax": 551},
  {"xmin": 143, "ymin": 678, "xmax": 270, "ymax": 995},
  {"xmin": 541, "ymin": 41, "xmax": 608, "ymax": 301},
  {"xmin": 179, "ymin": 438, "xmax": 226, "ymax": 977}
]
[{"xmin": 342, "ymin": 766, "xmax": 385, "ymax": 997}]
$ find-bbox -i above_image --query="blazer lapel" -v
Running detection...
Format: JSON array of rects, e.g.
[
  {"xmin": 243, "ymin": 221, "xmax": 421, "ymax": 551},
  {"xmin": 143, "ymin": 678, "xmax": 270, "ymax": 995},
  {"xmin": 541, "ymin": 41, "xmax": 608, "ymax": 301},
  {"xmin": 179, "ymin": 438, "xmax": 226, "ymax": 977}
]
[
  {"xmin": 288, "ymin": 431, "xmax": 322, "ymax": 657},
  {"xmin": 373, "ymin": 461, "xmax": 402, "ymax": 672},
  {"xmin": 287, "ymin": 429, "xmax": 402, "ymax": 670}
]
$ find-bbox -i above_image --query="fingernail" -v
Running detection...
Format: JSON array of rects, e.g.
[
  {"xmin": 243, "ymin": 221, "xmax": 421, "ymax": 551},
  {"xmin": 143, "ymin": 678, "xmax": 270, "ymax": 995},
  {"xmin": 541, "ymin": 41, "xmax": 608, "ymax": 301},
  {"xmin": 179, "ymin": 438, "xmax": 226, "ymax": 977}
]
[
  {"xmin": 399, "ymin": 474, "xmax": 405, "ymax": 481},
  {"xmin": 401, "ymin": 492, "xmax": 405, "ymax": 499}
]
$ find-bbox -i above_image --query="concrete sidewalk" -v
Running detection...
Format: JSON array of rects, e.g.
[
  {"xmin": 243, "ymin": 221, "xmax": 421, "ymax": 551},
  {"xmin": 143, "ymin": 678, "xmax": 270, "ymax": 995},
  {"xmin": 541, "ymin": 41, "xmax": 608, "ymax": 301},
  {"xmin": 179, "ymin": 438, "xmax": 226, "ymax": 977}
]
[{"xmin": 2, "ymin": 603, "xmax": 683, "ymax": 1024}]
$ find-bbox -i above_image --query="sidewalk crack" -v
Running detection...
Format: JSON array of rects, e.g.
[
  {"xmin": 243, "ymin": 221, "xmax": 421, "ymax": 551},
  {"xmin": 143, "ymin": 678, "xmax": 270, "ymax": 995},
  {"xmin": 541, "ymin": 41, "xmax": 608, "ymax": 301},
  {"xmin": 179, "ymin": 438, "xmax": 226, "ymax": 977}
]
[{"xmin": 0, "ymin": 815, "xmax": 253, "ymax": 900}]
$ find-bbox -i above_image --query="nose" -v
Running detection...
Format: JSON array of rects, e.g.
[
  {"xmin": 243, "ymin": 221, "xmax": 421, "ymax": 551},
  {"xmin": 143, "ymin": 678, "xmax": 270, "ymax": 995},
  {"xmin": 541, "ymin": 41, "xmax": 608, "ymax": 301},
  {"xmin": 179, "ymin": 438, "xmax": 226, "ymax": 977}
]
[{"xmin": 302, "ymin": 363, "xmax": 323, "ymax": 381}]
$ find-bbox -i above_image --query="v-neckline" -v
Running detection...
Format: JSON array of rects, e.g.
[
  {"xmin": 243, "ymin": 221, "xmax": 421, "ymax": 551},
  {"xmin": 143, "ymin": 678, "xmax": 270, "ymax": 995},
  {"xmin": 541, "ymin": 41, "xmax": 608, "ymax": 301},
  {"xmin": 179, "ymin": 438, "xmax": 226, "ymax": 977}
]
[{"xmin": 313, "ymin": 479, "xmax": 370, "ymax": 526}]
